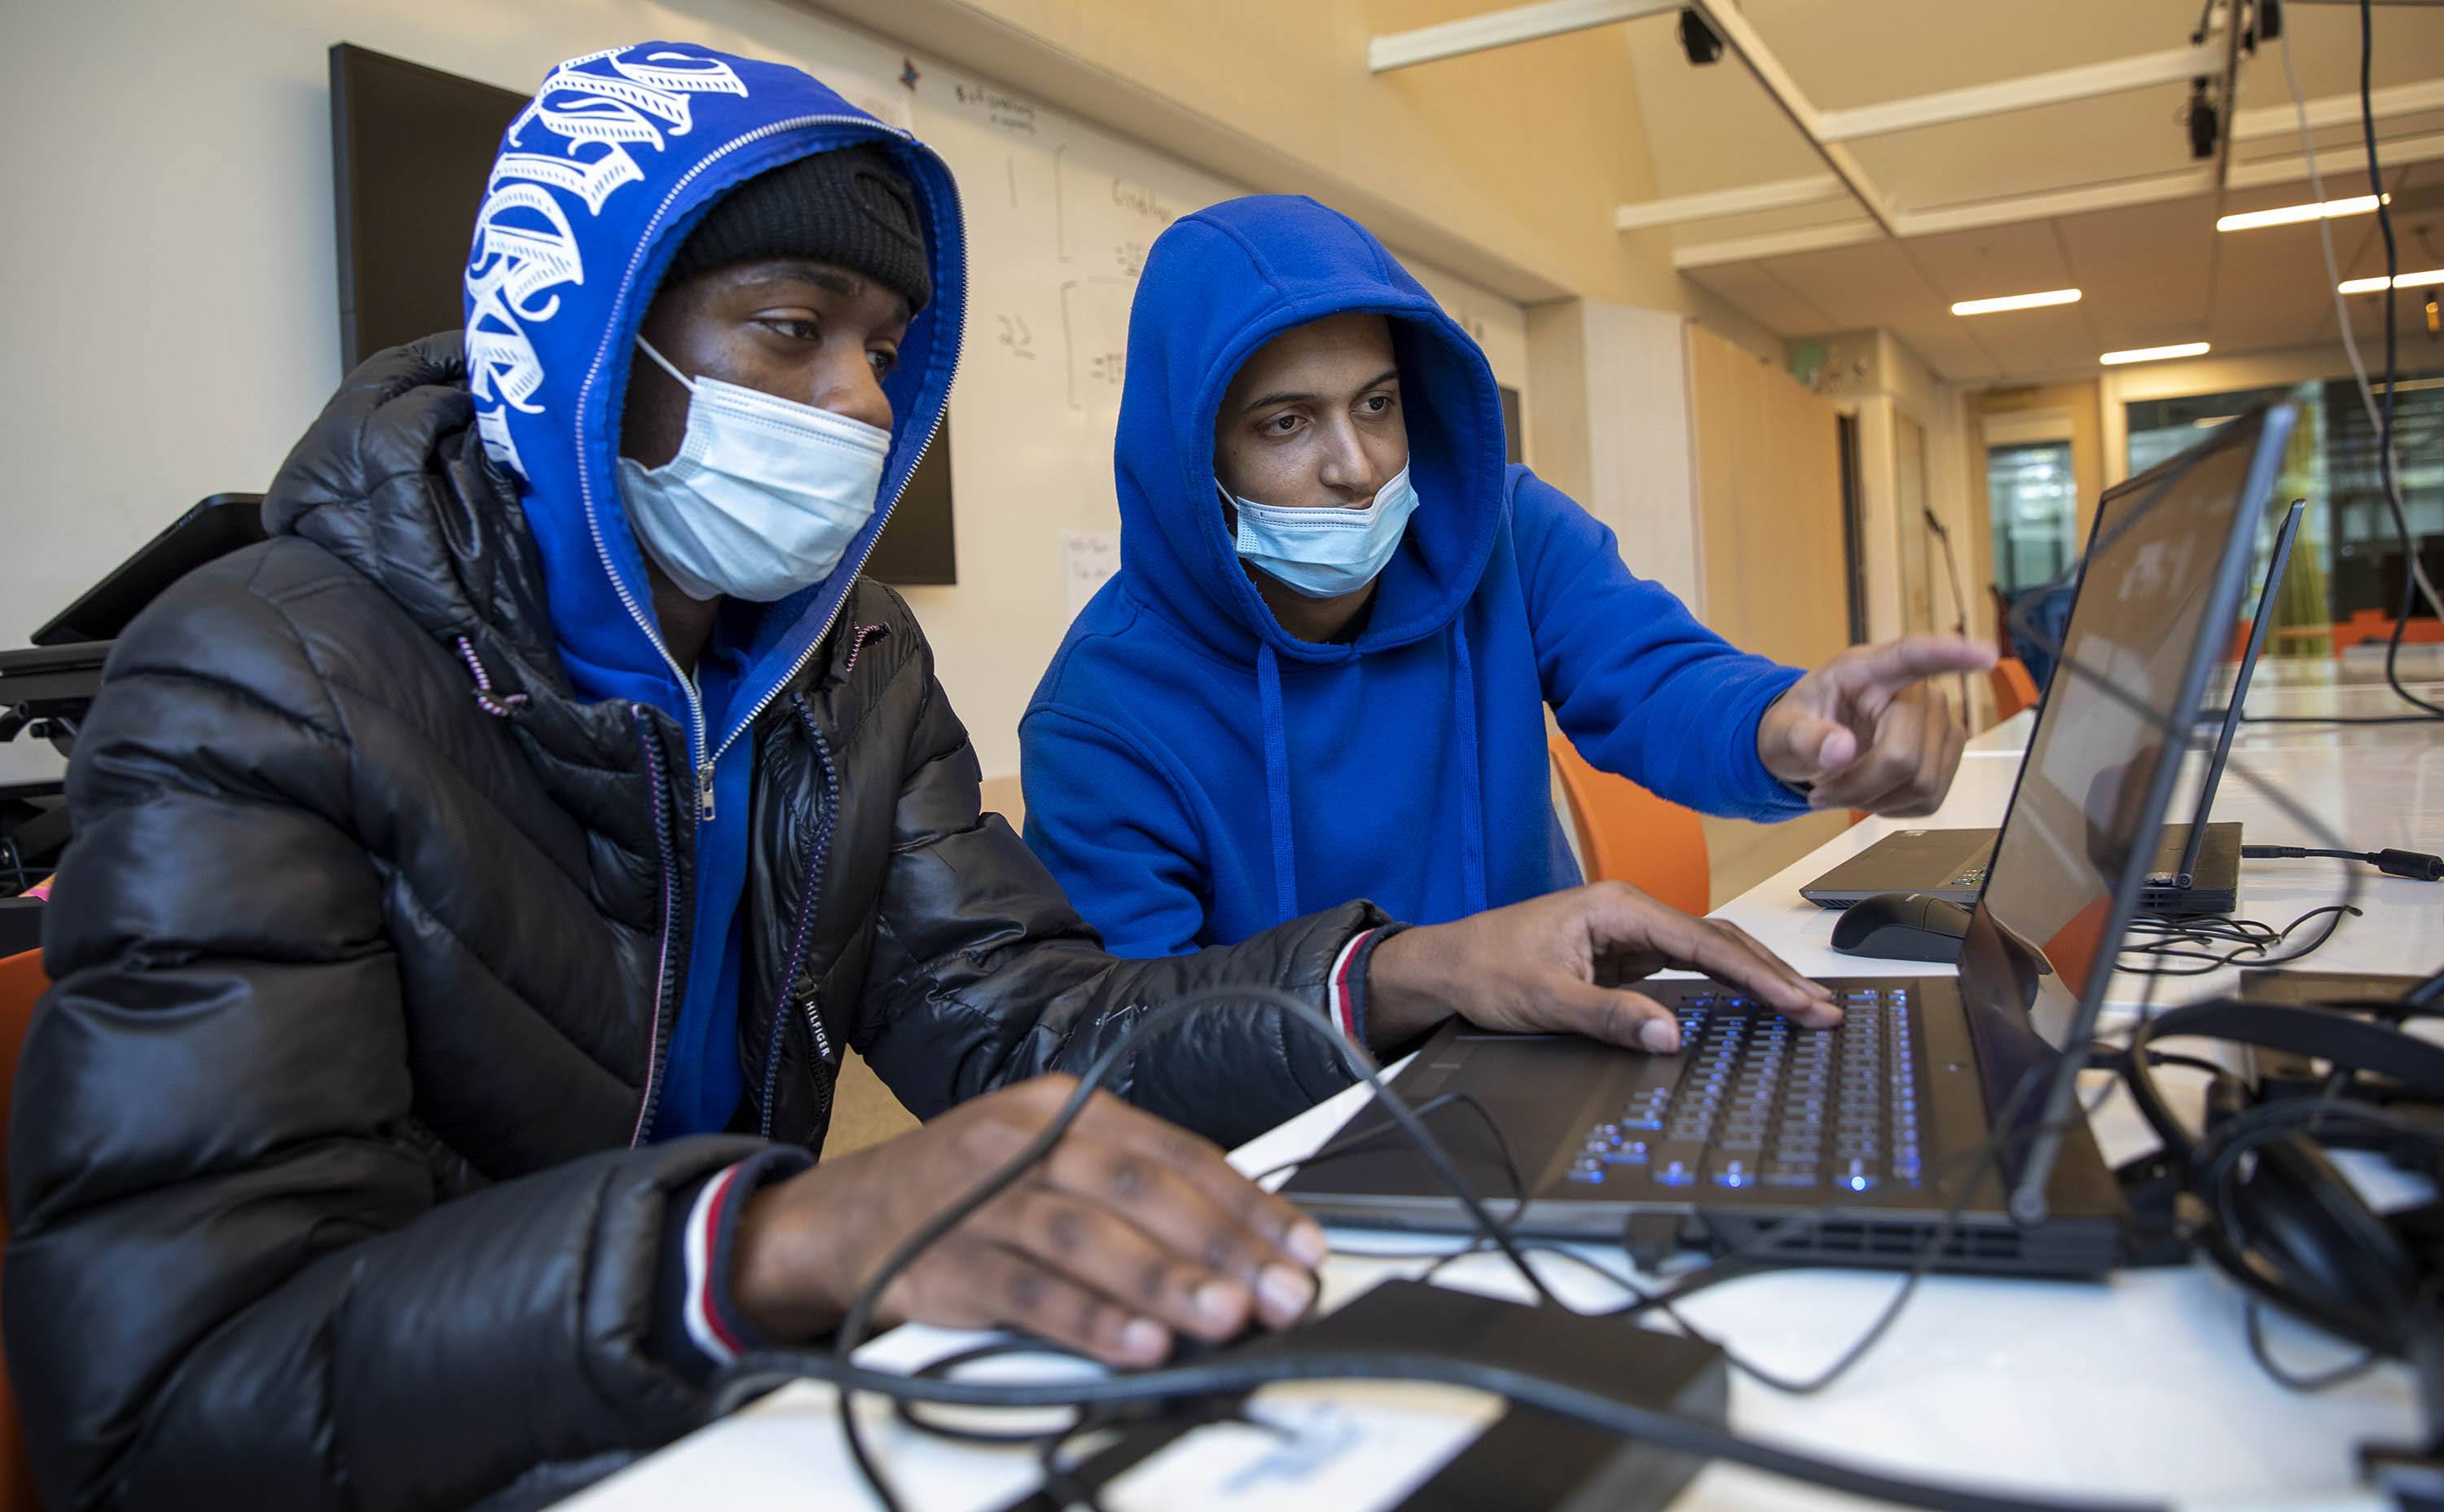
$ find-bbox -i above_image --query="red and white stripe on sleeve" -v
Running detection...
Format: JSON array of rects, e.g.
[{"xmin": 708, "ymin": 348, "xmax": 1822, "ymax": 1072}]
[
  {"xmin": 1326, "ymin": 928, "xmax": 1379, "ymax": 1044},
  {"xmin": 681, "ymin": 1163, "xmax": 752, "ymax": 1365}
]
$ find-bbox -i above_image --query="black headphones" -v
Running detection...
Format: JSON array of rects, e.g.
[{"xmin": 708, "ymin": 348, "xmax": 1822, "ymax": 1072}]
[{"xmin": 2123, "ymin": 991, "xmax": 2444, "ymax": 1442}]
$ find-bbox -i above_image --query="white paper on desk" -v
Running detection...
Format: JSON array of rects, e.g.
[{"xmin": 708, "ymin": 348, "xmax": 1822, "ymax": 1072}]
[
  {"xmin": 1096, "ymin": 1381, "xmax": 1502, "ymax": 1510},
  {"xmin": 1064, "ymin": 530, "xmax": 1121, "ymax": 620}
]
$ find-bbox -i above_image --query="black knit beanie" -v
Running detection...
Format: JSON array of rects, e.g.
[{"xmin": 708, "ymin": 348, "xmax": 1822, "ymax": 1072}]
[{"xmin": 662, "ymin": 143, "xmax": 931, "ymax": 312}]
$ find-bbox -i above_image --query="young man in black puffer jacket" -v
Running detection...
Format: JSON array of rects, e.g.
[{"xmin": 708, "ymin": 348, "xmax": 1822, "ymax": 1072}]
[{"xmin": 4, "ymin": 44, "xmax": 1835, "ymax": 1512}]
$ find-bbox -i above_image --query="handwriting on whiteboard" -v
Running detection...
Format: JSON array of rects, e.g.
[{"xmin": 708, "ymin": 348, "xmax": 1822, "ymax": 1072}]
[
  {"xmin": 1110, "ymin": 178, "xmax": 1176, "ymax": 225},
  {"xmin": 996, "ymin": 313, "xmax": 1036, "ymax": 360},
  {"xmin": 948, "ymin": 79, "xmax": 1038, "ymax": 137},
  {"xmin": 1059, "ymin": 277, "xmax": 1135, "ymax": 411},
  {"xmin": 1064, "ymin": 530, "xmax": 1121, "ymax": 620}
]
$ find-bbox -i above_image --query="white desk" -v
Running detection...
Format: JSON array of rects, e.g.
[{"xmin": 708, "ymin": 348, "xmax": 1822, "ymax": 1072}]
[{"xmin": 565, "ymin": 680, "xmax": 2442, "ymax": 1512}]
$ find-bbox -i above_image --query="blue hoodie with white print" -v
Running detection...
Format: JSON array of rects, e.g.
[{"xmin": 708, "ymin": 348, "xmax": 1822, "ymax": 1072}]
[
  {"xmin": 464, "ymin": 43, "xmax": 964, "ymax": 1136},
  {"xmin": 1021, "ymin": 195, "xmax": 1807, "ymax": 959}
]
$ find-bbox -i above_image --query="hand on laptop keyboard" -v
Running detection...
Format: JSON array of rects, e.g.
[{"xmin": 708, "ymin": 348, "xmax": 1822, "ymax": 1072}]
[{"xmin": 1364, "ymin": 881, "xmax": 1843, "ymax": 1054}]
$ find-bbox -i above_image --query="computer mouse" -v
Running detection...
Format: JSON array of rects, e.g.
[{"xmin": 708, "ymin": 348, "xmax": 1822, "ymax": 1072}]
[{"xmin": 1831, "ymin": 891, "xmax": 1972, "ymax": 963}]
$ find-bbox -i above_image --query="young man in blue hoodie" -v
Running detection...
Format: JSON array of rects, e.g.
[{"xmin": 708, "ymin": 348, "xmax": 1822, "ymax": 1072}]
[
  {"xmin": 1022, "ymin": 195, "xmax": 1994, "ymax": 962},
  {"xmin": 10, "ymin": 49, "xmax": 1836, "ymax": 1510}
]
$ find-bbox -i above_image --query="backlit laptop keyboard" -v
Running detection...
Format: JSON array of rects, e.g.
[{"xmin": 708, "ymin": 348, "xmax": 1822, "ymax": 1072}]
[{"xmin": 1567, "ymin": 987, "xmax": 1925, "ymax": 1193}]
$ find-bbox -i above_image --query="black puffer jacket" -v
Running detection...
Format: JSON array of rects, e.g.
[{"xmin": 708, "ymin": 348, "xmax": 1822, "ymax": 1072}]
[{"xmin": 4, "ymin": 339, "xmax": 1380, "ymax": 1511}]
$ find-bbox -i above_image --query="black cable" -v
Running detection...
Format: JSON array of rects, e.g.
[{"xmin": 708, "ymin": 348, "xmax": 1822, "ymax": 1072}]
[
  {"xmin": 822, "ymin": 987, "xmax": 1564, "ymax": 1512},
  {"xmin": 2243, "ymin": 844, "xmax": 2443, "ymax": 881},
  {"xmin": 719, "ymin": 1341, "xmax": 2163, "ymax": 1512},
  {"xmin": 2357, "ymin": 0, "xmax": 2444, "ymax": 722},
  {"xmin": 756, "ymin": 987, "xmax": 2174, "ymax": 1512},
  {"xmin": 2245, "ymin": 1299, "xmax": 2382, "ymax": 1392},
  {"xmin": 2117, "ymin": 903, "xmax": 2359, "ymax": 976},
  {"xmin": 2409, "ymin": 962, "xmax": 2444, "ymax": 1009}
]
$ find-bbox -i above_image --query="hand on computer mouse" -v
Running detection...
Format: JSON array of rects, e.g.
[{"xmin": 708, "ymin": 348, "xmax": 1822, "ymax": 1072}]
[
  {"xmin": 1364, "ymin": 881, "xmax": 1844, "ymax": 1055},
  {"xmin": 728, "ymin": 1076, "xmax": 1326, "ymax": 1368}
]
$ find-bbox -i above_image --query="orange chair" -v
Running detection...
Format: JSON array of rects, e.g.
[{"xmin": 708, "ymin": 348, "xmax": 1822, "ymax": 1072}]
[
  {"xmin": 2332, "ymin": 609, "xmax": 2444, "ymax": 653},
  {"xmin": 0, "ymin": 948, "xmax": 46, "ymax": 1511},
  {"xmin": 1989, "ymin": 658, "xmax": 2040, "ymax": 722},
  {"xmin": 1548, "ymin": 735, "xmax": 1710, "ymax": 915}
]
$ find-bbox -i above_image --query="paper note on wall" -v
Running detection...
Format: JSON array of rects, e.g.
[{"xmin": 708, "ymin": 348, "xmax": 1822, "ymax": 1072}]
[{"xmin": 1064, "ymin": 530, "xmax": 1121, "ymax": 619}]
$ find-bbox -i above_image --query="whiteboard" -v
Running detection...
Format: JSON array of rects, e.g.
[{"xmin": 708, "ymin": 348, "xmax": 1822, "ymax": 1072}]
[
  {"xmin": 0, "ymin": 3, "xmax": 1526, "ymax": 793},
  {"xmin": 814, "ymin": 47, "xmax": 1531, "ymax": 780}
]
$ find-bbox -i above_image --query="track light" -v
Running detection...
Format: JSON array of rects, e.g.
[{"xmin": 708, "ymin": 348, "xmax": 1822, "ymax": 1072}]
[
  {"xmin": 1677, "ymin": 10, "xmax": 1724, "ymax": 65},
  {"xmin": 2185, "ymin": 79, "xmax": 2219, "ymax": 161}
]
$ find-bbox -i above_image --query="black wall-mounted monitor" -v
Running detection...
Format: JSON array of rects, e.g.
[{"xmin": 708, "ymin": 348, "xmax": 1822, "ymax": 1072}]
[
  {"xmin": 325, "ymin": 42, "xmax": 957, "ymax": 584},
  {"xmin": 329, "ymin": 44, "xmax": 525, "ymax": 371}
]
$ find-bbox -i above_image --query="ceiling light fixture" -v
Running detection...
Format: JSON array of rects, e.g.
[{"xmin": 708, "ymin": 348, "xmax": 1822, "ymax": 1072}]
[
  {"xmin": 2216, "ymin": 194, "xmax": 2388, "ymax": 232},
  {"xmin": 1950, "ymin": 288, "xmax": 2082, "ymax": 317},
  {"xmin": 2338, "ymin": 269, "xmax": 2444, "ymax": 295},
  {"xmin": 2101, "ymin": 342, "xmax": 2212, "ymax": 365}
]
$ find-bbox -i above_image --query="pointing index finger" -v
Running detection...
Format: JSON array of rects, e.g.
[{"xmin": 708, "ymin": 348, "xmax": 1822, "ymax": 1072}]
[{"xmin": 1844, "ymin": 633, "xmax": 1997, "ymax": 692}]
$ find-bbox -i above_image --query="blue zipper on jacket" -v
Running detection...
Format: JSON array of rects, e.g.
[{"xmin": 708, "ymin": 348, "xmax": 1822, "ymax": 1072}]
[
  {"xmin": 629, "ymin": 705, "xmax": 683, "ymax": 1146},
  {"xmin": 589, "ymin": 122, "xmax": 964, "ymax": 1145}
]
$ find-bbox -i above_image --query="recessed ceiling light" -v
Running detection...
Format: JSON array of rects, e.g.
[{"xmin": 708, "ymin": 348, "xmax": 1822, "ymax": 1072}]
[
  {"xmin": 2100, "ymin": 342, "xmax": 2211, "ymax": 365},
  {"xmin": 2216, "ymin": 194, "xmax": 2388, "ymax": 232},
  {"xmin": 2338, "ymin": 268, "xmax": 2444, "ymax": 294},
  {"xmin": 1950, "ymin": 288, "xmax": 2082, "ymax": 316}
]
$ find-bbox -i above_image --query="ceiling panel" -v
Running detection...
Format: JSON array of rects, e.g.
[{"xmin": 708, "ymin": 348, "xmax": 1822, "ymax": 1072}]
[
  {"xmin": 2228, "ymin": 5, "xmax": 2444, "ymax": 112},
  {"xmin": 1887, "ymin": 317, "xmax": 2002, "ymax": 385},
  {"xmin": 1902, "ymin": 222, "xmax": 2077, "ymax": 305},
  {"xmin": 1681, "ymin": 262, "xmax": 1840, "ymax": 333},
  {"xmin": 2203, "ymin": 165, "xmax": 2411, "ymax": 353},
  {"xmin": 1748, "ymin": 240, "xmax": 1948, "ymax": 328},
  {"xmin": 1600, "ymin": 0, "xmax": 2444, "ymax": 383},
  {"xmin": 2055, "ymin": 197, "xmax": 2217, "ymax": 346},
  {"xmin": 1848, "ymin": 86, "xmax": 2204, "ymax": 211},
  {"xmin": 1956, "ymin": 303, "xmax": 2099, "ymax": 374},
  {"xmin": 1620, "ymin": 24, "xmax": 1819, "ymax": 198},
  {"xmin": 1737, "ymin": 0, "xmax": 2189, "ymax": 109}
]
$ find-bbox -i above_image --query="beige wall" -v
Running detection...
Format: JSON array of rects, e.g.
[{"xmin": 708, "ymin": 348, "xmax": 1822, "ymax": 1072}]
[
  {"xmin": 1682, "ymin": 324, "xmax": 1855, "ymax": 906},
  {"xmin": 1803, "ymin": 331, "xmax": 1979, "ymax": 718},
  {"xmin": 1527, "ymin": 301, "xmax": 1703, "ymax": 605},
  {"xmin": 1687, "ymin": 327, "xmax": 1848, "ymax": 668}
]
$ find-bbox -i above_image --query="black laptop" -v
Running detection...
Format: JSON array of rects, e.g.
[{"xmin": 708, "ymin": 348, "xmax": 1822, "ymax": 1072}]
[
  {"xmin": 1801, "ymin": 494, "xmax": 2305, "ymax": 918},
  {"xmin": 1284, "ymin": 406, "xmax": 2297, "ymax": 1279}
]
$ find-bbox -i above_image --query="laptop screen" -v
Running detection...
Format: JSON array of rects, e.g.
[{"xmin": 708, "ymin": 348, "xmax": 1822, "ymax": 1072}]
[{"xmin": 1956, "ymin": 405, "xmax": 2292, "ymax": 1212}]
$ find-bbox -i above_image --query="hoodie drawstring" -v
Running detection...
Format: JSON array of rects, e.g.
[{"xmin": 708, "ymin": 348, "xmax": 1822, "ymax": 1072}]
[
  {"xmin": 1256, "ymin": 644, "xmax": 1300, "ymax": 924},
  {"xmin": 1450, "ymin": 620, "xmax": 1489, "ymax": 916}
]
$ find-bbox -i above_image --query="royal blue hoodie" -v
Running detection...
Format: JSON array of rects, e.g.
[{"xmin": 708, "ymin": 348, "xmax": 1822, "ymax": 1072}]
[
  {"xmin": 1020, "ymin": 196, "xmax": 1804, "ymax": 958},
  {"xmin": 463, "ymin": 44, "xmax": 963, "ymax": 1133}
]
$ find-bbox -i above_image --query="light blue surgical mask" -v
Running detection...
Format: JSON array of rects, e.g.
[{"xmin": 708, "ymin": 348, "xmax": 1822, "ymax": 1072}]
[
  {"xmin": 1224, "ymin": 465, "xmax": 1420, "ymax": 600},
  {"xmin": 616, "ymin": 337, "xmax": 891, "ymax": 603}
]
